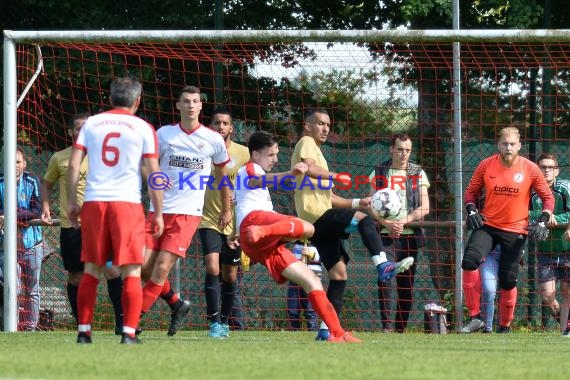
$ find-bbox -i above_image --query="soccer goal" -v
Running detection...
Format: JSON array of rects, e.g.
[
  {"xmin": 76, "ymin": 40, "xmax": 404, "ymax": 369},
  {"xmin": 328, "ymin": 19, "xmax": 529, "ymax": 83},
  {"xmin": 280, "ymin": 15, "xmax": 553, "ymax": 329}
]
[{"xmin": 4, "ymin": 29, "xmax": 570, "ymax": 333}]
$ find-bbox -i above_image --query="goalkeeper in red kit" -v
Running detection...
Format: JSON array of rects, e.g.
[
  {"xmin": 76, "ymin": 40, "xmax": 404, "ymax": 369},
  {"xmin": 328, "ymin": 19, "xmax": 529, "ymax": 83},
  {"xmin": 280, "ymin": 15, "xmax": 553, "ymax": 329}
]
[{"xmin": 461, "ymin": 127, "xmax": 555, "ymax": 333}]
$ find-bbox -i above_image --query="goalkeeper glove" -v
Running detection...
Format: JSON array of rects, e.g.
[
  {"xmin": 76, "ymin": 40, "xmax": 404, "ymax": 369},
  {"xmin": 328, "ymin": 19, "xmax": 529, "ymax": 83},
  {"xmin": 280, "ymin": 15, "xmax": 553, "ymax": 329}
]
[
  {"xmin": 466, "ymin": 204, "xmax": 485, "ymax": 230},
  {"xmin": 527, "ymin": 212, "xmax": 550, "ymax": 242}
]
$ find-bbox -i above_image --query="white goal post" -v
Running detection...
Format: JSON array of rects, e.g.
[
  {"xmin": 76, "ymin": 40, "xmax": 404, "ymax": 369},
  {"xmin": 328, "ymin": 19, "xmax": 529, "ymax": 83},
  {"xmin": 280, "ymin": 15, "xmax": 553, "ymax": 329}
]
[{"xmin": 4, "ymin": 28, "xmax": 570, "ymax": 333}]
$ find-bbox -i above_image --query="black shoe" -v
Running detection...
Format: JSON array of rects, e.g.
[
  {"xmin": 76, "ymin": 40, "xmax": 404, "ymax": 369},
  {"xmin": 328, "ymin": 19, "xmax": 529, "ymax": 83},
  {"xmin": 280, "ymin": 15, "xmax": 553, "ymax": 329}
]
[
  {"xmin": 496, "ymin": 325, "xmax": 511, "ymax": 333},
  {"xmin": 167, "ymin": 300, "xmax": 191, "ymax": 336},
  {"xmin": 461, "ymin": 317, "xmax": 485, "ymax": 333},
  {"xmin": 562, "ymin": 327, "xmax": 570, "ymax": 337},
  {"xmin": 120, "ymin": 333, "xmax": 142, "ymax": 344},
  {"xmin": 77, "ymin": 332, "xmax": 92, "ymax": 344}
]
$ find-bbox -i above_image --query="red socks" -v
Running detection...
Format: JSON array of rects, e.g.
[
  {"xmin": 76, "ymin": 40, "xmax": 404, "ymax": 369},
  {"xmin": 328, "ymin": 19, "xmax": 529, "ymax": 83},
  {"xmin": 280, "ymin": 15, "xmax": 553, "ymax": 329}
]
[
  {"xmin": 142, "ymin": 280, "xmax": 163, "ymax": 313},
  {"xmin": 122, "ymin": 276, "xmax": 143, "ymax": 333},
  {"xmin": 309, "ymin": 290, "xmax": 345, "ymax": 338},
  {"xmin": 499, "ymin": 288, "xmax": 517, "ymax": 327},
  {"xmin": 160, "ymin": 279, "xmax": 180, "ymax": 306},
  {"xmin": 462, "ymin": 269, "xmax": 482, "ymax": 317},
  {"xmin": 77, "ymin": 273, "xmax": 99, "ymax": 327}
]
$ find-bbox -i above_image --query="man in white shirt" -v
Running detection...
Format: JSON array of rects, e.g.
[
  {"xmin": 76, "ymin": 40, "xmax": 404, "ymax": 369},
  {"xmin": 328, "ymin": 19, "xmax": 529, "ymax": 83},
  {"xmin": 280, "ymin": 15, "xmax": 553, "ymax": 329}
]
[{"xmin": 140, "ymin": 86, "xmax": 231, "ymax": 336}]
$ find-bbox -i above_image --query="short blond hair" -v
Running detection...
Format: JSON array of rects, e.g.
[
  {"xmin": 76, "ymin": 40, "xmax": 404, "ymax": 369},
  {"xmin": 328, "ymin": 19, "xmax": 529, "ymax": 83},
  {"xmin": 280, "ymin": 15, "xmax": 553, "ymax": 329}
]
[{"xmin": 497, "ymin": 126, "xmax": 520, "ymax": 141}]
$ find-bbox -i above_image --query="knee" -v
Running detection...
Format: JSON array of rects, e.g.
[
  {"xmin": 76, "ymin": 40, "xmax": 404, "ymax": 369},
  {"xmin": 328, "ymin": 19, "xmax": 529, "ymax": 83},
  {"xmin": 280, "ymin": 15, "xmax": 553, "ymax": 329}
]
[
  {"xmin": 140, "ymin": 266, "xmax": 152, "ymax": 281},
  {"xmin": 498, "ymin": 278, "xmax": 517, "ymax": 290},
  {"xmin": 461, "ymin": 255, "xmax": 481, "ymax": 271},
  {"xmin": 328, "ymin": 264, "xmax": 347, "ymax": 281}
]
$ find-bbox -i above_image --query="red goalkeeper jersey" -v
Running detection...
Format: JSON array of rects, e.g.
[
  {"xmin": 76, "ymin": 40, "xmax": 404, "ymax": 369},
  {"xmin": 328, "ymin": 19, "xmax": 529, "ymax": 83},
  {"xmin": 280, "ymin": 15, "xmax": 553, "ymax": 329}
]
[{"xmin": 464, "ymin": 154, "xmax": 554, "ymax": 234}]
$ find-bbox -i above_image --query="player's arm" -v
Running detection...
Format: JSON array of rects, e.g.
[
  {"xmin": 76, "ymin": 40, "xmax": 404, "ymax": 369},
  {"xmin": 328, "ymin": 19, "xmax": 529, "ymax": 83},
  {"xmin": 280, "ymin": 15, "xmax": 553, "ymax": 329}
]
[
  {"xmin": 463, "ymin": 161, "xmax": 488, "ymax": 230},
  {"xmin": 40, "ymin": 180, "xmax": 55, "ymax": 224},
  {"xmin": 301, "ymin": 157, "xmax": 335, "ymax": 179},
  {"xmin": 533, "ymin": 169, "xmax": 555, "ymax": 216},
  {"xmin": 142, "ymin": 156, "xmax": 164, "ymax": 238},
  {"xmin": 65, "ymin": 147, "xmax": 86, "ymax": 229},
  {"xmin": 404, "ymin": 184, "xmax": 430, "ymax": 224},
  {"xmin": 214, "ymin": 164, "xmax": 232, "ymax": 229},
  {"xmin": 17, "ymin": 175, "xmax": 43, "ymax": 223},
  {"xmin": 247, "ymin": 162, "xmax": 308, "ymax": 189},
  {"xmin": 527, "ymin": 165, "xmax": 555, "ymax": 241},
  {"xmin": 41, "ymin": 154, "xmax": 59, "ymax": 224}
]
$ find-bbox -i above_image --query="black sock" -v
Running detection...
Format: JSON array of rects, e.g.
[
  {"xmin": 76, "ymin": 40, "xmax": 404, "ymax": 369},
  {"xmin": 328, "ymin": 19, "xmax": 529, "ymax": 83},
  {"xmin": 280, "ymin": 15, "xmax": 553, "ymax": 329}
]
[
  {"xmin": 221, "ymin": 280, "xmax": 237, "ymax": 325},
  {"xmin": 106, "ymin": 277, "xmax": 123, "ymax": 327},
  {"xmin": 358, "ymin": 215, "xmax": 384, "ymax": 257},
  {"xmin": 327, "ymin": 280, "xmax": 347, "ymax": 317},
  {"xmin": 205, "ymin": 274, "xmax": 221, "ymax": 323},
  {"xmin": 66, "ymin": 283, "xmax": 79, "ymax": 324}
]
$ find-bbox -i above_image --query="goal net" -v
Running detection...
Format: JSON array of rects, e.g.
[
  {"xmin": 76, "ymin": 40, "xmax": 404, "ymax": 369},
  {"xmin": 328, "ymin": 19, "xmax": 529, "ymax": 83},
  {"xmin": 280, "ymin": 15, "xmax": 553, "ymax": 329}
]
[{"xmin": 4, "ymin": 30, "xmax": 569, "ymax": 333}]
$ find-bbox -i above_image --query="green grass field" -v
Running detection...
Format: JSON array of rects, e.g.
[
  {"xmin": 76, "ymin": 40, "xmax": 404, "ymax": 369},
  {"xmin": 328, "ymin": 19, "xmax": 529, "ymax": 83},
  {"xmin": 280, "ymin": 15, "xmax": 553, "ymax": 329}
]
[{"xmin": 1, "ymin": 330, "xmax": 569, "ymax": 379}]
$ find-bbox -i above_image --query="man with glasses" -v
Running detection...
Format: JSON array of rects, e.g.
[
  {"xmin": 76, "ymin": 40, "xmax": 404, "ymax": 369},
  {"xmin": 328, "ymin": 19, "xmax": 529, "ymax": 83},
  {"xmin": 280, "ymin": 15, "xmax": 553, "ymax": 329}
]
[{"xmin": 530, "ymin": 153, "xmax": 570, "ymax": 335}]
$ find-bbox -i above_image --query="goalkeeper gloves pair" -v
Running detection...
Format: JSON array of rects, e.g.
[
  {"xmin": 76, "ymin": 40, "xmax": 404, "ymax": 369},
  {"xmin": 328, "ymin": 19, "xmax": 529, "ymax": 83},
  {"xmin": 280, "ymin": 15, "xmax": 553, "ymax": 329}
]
[{"xmin": 465, "ymin": 203, "xmax": 550, "ymax": 242}]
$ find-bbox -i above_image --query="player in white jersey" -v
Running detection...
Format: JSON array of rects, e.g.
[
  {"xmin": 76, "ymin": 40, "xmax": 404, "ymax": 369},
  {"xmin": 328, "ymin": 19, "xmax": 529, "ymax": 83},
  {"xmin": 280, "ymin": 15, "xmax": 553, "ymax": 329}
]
[
  {"xmin": 67, "ymin": 76, "xmax": 164, "ymax": 344},
  {"xmin": 140, "ymin": 85, "xmax": 231, "ymax": 336},
  {"xmin": 228, "ymin": 131, "xmax": 360, "ymax": 343}
]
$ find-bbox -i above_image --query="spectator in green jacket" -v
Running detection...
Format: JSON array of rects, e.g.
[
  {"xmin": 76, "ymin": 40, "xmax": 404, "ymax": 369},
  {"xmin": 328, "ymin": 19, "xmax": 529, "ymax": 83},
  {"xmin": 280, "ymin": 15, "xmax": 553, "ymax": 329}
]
[{"xmin": 529, "ymin": 153, "xmax": 570, "ymax": 336}]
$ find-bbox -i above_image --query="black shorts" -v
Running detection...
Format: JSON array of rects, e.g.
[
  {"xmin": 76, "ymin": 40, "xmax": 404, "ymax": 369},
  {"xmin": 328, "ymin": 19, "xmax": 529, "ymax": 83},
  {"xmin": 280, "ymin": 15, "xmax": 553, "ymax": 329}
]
[
  {"xmin": 463, "ymin": 224, "xmax": 527, "ymax": 289},
  {"xmin": 60, "ymin": 227, "xmax": 83, "ymax": 272},
  {"xmin": 198, "ymin": 228, "xmax": 241, "ymax": 265},
  {"xmin": 310, "ymin": 208, "xmax": 357, "ymax": 271}
]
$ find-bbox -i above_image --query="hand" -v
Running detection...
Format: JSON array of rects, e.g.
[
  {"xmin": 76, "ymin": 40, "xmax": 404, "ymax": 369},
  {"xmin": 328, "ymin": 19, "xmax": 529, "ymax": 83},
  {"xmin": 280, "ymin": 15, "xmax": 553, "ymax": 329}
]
[
  {"xmin": 67, "ymin": 202, "xmax": 81, "ymax": 229},
  {"xmin": 547, "ymin": 213, "xmax": 557, "ymax": 228},
  {"xmin": 388, "ymin": 220, "xmax": 405, "ymax": 238},
  {"xmin": 40, "ymin": 208, "xmax": 53, "ymax": 225},
  {"xmin": 528, "ymin": 211, "xmax": 551, "ymax": 242},
  {"xmin": 227, "ymin": 232, "xmax": 240, "ymax": 250},
  {"xmin": 218, "ymin": 209, "xmax": 232, "ymax": 230},
  {"xmin": 358, "ymin": 197, "xmax": 371, "ymax": 209},
  {"xmin": 291, "ymin": 162, "xmax": 308, "ymax": 176},
  {"xmin": 527, "ymin": 221, "xmax": 549, "ymax": 241},
  {"xmin": 564, "ymin": 229, "xmax": 570, "ymax": 242},
  {"xmin": 466, "ymin": 204, "xmax": 485, "ymax": 230},
  {"xmin": 150, "ymin": 213, "xmax": 164, "ymax": 239}
]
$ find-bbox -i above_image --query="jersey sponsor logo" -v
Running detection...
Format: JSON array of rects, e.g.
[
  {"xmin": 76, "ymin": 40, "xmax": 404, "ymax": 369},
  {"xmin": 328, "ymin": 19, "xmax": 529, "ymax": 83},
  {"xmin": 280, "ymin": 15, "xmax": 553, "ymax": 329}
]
[
  {"xmin": 494, "ymin": 185, "xmax": 520, "ymax": 195},
  {"xmin": 168, "ymin": 155, "xmax": 205, "ymax": 170}
]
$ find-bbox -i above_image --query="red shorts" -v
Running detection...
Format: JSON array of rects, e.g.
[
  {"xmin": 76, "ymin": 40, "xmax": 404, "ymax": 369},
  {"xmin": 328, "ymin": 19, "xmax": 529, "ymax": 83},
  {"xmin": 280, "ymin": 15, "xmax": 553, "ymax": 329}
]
[
  {"xmin": 239, "ymin": 210, "xmax": 298, "ymax": 284},
  {"xmin": 80, "ymin": 201, "xmax": 145, "ymax": 266},
  {"xmin": 145, "ymin": 213, "xmax": 201, "ymax": 257}
]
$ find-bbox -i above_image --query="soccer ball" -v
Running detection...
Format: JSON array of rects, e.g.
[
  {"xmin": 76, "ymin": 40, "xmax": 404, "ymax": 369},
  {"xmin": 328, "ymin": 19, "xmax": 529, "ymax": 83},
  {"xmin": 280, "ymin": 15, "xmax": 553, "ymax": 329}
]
[{"xmin": 371, "ymin": 188, "xmax": 403, "ymax": 219}]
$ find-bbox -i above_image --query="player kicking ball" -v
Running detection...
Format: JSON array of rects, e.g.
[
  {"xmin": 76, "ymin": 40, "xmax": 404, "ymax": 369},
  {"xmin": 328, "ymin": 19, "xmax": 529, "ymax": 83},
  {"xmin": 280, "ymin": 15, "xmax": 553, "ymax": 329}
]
[{"xmin": 228, "ymin": 131, "xmax": 360, "ymax": 343}]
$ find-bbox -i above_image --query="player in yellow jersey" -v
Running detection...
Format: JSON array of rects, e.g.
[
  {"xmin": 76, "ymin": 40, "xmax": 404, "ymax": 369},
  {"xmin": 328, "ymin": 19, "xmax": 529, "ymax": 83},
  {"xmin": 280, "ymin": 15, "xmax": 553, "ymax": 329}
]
[{"xmin": 198, "ymin": 108, "xmax": 250, "ymax": 338}]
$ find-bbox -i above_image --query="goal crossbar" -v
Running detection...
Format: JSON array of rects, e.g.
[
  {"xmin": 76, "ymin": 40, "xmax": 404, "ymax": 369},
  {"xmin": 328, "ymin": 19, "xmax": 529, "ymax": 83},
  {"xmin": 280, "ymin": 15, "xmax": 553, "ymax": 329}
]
[{"xmin": 6, "ymin": 29, "xmax": 570, "ymax": 44}]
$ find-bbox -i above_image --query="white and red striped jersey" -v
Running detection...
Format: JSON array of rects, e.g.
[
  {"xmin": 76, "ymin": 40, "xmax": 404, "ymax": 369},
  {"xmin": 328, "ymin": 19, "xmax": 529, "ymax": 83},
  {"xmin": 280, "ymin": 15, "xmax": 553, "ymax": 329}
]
[
  {"xmin": 150, "ymin": 123, "xmax": 230, "ymax": 215},
  {"xmin": 234, "ymin": 162, "xmax": 274, "ymax": 230},
  {"xmin": 74, "ymin": 109, "xmax": 158, "ymax": 203}
]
